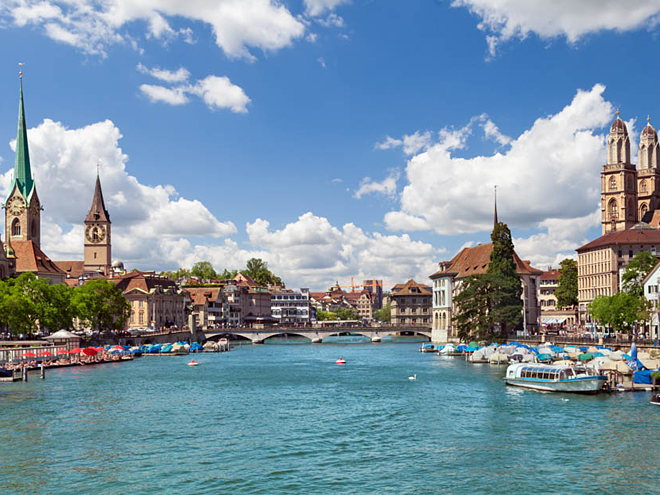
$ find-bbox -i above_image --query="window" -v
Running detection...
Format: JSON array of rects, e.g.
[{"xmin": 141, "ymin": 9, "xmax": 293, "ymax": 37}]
[
  {"xmin": 609, "ymin": 177, "xmax": 617, "ymax": 191},
  {"xmin": 608, "ymin": 199, "xmax": 618, "ymax": 220},
  {"xmin": 11, "ymin": 218, "xmax": 20, "ymax": 236},
  {"xmin": 641, "ymin": 180, "xmax": 648, "ymax": 193}
]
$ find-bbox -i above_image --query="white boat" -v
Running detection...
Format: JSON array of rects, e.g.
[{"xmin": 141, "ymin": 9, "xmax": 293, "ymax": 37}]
[{"xmin": 505, "ymin": 363, "xmax": 607, "ymax": 394}]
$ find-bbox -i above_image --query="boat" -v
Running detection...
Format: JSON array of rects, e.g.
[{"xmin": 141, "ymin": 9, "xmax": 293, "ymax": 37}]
[
  {"xmin": 505, "ymin": 363, "xmax": 607, "ymax": 394},
  {"xmin": 335, "ymin": 357, "xmax": 346, "ymax": 365},
  {"xmin": 419, "ymin": 344, "xmax": 435, "ymax": 353},
  {"xmin": 652, "ymin": 394, "xmax": 660, "ymax": 406},
  {"xmin": 187, "ymin": 360, "xmax": 198, "ymax": 367}
]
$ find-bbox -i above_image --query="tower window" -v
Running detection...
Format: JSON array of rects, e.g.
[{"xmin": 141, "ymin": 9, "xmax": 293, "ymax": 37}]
[
  {"xmin": 641, "ymin": 203, "xmax": 649, "ymax": 219},
  {"xmin": 641, "ymin": 180, "xmax": 648, "ymax": 193},
  {"xmin": 609, "ymin": 177, "xmax": 617, "ymax": 191},
  {"xmin": 608, "ymin": 199, "xmax": 618, "ymax": 220},
  {"xmin": 11, "ymin": 218, "xmax": 20, "ymax": 237}
]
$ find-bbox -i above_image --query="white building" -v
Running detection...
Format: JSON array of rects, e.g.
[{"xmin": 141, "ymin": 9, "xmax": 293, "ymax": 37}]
[
  {"xmin": 643, "ymin": 260, "xmax": 660, "ymax": 340},
  {"xmin": 271, "ymin": 288, "xmax": 312, "ymax": 325}
]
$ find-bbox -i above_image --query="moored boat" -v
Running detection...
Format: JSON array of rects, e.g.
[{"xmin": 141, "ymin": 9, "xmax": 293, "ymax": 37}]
[
  {"xmin": 505, "ymin": 363, "xmax": 607, "ymax": 394},
  {"xmin": 651, "ymin": 394, "xmax": 660, "ymax": 406}
]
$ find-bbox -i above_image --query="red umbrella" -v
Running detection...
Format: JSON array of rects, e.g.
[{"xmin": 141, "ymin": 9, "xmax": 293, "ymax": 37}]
[
  {"xmin": 96, "ymin": 347, "xmax": 106, "ymax": 352},
  {"xmin": 82, "ymin": 348, "xmax": 98, "ymax": 356},
  {"xmin": 57, "ymin": 349, "xmax": 69, "ymax": 355},
  {"xmin": 111, "ymin": 345, "xmax": 124, "ymax": 350},
  {"xmin": 38, "ymin": 351, "xmax": 54, "ymax": 356},
  {"xmin": 70, "ymin": 347, "xmax": 83, "ymax": 353},
  {"xmin": 21, "ymin": 352, "xmax": 37, "ymax": 358}
]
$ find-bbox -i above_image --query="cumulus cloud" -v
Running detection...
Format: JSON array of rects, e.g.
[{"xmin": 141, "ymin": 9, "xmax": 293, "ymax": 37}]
[
  {"xmin": 1, "ymin": 118, "xmax": 236, "ymax": 264},
  {"xmin": 384, "ymin": 84, "xmax": 614, "ymax": 237},
  {"xmin": 138, "ymin": 67, "xmax": 251, "ymax": 113},
  {"xmin": 304, "ymin": 0, "xmax": 351, "ymax": 17},
  {"xmin": 354, "ymin": 170, "xmax": 400, "ymax": 199},
  {"xmin": 451, "ymin": 0, "xmax": 660, "ymax": 56},
  {"xmin": 1, "ymin": 0, "xmax": 307, "ymax": 60}
]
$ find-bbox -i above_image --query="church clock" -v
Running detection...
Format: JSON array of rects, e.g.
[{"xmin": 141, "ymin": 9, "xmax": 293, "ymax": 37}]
[
  {"xmin": 85, "ymin": 224, "xmax": 106, "ymax": 243},
  {"xmin": 6, "ymin": 196, "xmax": 25, "ymax": 216}
]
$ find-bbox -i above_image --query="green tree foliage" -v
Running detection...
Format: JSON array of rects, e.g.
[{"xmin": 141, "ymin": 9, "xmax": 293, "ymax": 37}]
[
  {"xmin": 71, "ymin": 280, "xmax": 131, "ymax": 331},
  {"xmin": 40, "ymin": 282, "xmax": 76, "ymax": 331},
  {"xmin": 162, "ymin": 267, "xmax": 191, "ymax": 281},
  {"xmin": 453, "ymin": 222, "xmax": 522, "ymax": 342},
  {"xmin": 622, "ymin": 251, "xmax": 658, "ymax": 298},
  {"xmin": 555, "ymin": 258, "xmax": 578, "ymax": 308},
  {"xmin": 219, "ymin": 268, "xmax": 238, "ymax": 280},
  {"xmin": 336, "ymin": 308, "xmax": 359, "ymax": 320},
  {"xmin": 588, "ymin": 292, "xmax": 646, "ymax": 333},
  {"xmin": 374, "ymin": 303, "xmax": 391, "ymax": 322},
  {"xmin": 317, "ymin": 310, "xmax": 337, "ymax": 321},
  {"xmin": 190, "ymin": 261, "xmax": 218, "ymax": 281},
  {"xmin": 241, "ymin": 258, "xmax": 282, "ymax": 286},
  {"xmin": 0, "ymin": 273, "xmax": 51, "ymax": 335}
]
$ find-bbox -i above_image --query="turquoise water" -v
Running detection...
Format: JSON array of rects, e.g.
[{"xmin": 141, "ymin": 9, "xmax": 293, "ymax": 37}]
[{"xmin": 1, "ymin": 341, "xmax": 659, "ymax": 494}]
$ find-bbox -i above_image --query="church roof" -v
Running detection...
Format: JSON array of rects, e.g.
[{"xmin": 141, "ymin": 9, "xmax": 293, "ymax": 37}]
[
  {"xmin": 641, "ymin": 123, "xmax": 658, "ymax": 140},
  {"xmin": 12, "ymin": 240, "xmax": 65, "ymax": 276},
  {"xmin": 112, "ymin": 271, "xmax": 178, "ymax": 293},
  {"xmin": 577, "ymin": 227, "xmax": 660, "ymax": 252},
  {"xmin": 610, "ymin": 116, "xmax": 628, "ymax": 135},
  {"xmin": 85, "ymin": 174, "xmax": 111, "ymax": 223},
  {"xmin": 10, "ymin": 78, "xmax": 34, "ymax": 200},
  {"xmin": 433, "ymin": 243, "xmax": 543, "ymax": 278}
]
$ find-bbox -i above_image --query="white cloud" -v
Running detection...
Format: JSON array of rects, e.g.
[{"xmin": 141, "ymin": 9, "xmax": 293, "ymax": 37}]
[
  {"xmin": 514, "ymin": 210, "xmax": 600, "ymax": 268},
  {"xmin": 1, "ymin": 118, "xmax": 236, "ymax": 264},
  {"xmin": 385, "ymin": 84, "xmax": 614, "ymax": 237},
  {"xmin": 316, "ymin": 13, "xmax": 345, "ymax": 28},
  {"xmin": 1, "ymin": 0, "xmax": 307, "ymax": 60},
  {"xmin": 374, "ymin": 136, "xmax": 403, "ymax": 151},
  {"xmin": 317, "ymin": 57, "xmax": 326, "ymax": 68},
  {"xmin": 139, "ymin": 84, "xmax": 189, "ymax": 105},
  {"xmin": 304, "ymin": 0, "xmax": 351, "ymax": 17},
  {"xmin": 188, "ymin": 76, "xmax": 251, "ymax": 113},
  {"xmin": 374, "ymin": 131, "xmax": 434, "ymax": 155},
  {"xmin": 451, "ymin": 0, "xmax": 660, "ymax": 56},
  {"xmin": 354, "ymin": 170, "xmax": 400, "ymax": 199},
  {"xmin": 137, "ymin": 63, "xmax": 190, "ymax": 83}
]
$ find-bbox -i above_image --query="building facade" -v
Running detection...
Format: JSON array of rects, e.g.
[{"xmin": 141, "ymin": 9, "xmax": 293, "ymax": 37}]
[
  {"xmin": 538, "ymin": 269, "xmax": 578, "ymax": 329},
  {"xmin": 271, "ymin": 288, "xmax": 312, "ymax": 325},
  {"xmin": 184, "ymin": 287, "xmax": 224, "ymax": 330},
  {"xmin": 390, "ymin": 279, "xmax": 432, "ymax": 326}
]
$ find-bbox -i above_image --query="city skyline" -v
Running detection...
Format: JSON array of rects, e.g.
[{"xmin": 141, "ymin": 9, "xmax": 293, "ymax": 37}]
[{"xmin": 2, "ymin": 1, "xmax": 660, "ymax": 290}]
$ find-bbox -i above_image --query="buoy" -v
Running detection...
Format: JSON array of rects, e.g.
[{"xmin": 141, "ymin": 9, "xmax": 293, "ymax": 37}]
[
  {"xmin": 187, "ymin": 360, "xmax": 198, "ymax": 367},
  {"xmin": 408, "ymin": 374, "xmax": 417, "ymax": 380},
  {"xmin": 336, "ymin": 357, "xmax": 346, "ymax": 365}
]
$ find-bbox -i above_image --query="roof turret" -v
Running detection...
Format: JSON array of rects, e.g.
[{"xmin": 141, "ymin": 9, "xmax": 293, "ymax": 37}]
[
  {"xmin": 85, "ymin": 173, "xmax": 111, "ymax": 223},
  {"xmin": 10, "ymin": 77, "xmax": 34, "ymax": 200},
  {"xmin": 610, "ymin": 110, "xmax": 628, "ymax": 135}
]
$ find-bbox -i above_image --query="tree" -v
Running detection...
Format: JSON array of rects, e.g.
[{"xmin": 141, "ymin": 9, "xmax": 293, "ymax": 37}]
[
  {"xmin": 588, "ymin": 292, "xmax": 645, "ymax": 333},
  {"xmin": 40, "ymin": 283, "xmax": 76, "ymax": 331},
  {"xmin": 219, "ymin": 268, "xmax": 238, "ymax": 280},
  {"xmin": 241, "ymin": 258, "xmax": 282, "ymax": 286},
  {"xmin": 190, "ymin": 261, "xmax": 218, "ymax": 281},
  {"xmin": 374, "ymin": 303, "xmax": 391, "ymax": 322},
  {"xmin": 71, "ymin": 280, "xmax": 131, "ymax": 332},
  {"xmin": 336, "ymin": 308, "xmax": 359, "ymax": 320},
  {"xmin": 162, "ymin": 267, "xmax": 191, "ymax": 282},
  {"xmin": 317, "ymin": 310, "xmax": 337, "ymax": 321},
  {"xmin": 555, "ymin": 258, "xmax": 578, "ymax": 308},
  {"xmin": 453, "ymin": 274, "xmax": 495, "ymax": 342},
  {"xmin": 622, "ymin": 251, "xmax": 658, "ymax": 298},
  {"xmin": 0, "ymin": 273, "xmax": 51, "ymax": 335}
]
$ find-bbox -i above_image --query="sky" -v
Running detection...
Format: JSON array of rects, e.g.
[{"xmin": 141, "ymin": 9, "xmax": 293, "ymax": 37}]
[{"xmin": 1, "ymin": 0, "xmax": 660, "ymax": 291}]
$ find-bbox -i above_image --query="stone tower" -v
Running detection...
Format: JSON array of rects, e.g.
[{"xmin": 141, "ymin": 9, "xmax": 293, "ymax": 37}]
[
  {"xmin": 601, "ymin": 113, "xmax": 637, "ymax": 234},
  {"xmin": 637, "ymin": 117, "xmax": 660, "ymax": 222},
  {"xmin": 83, "ymin": 173, "xmax": 112, "ymax": 275},
  {"xmin": 5, "ymin": 76, "xmax": 41, "ymax": 249}
]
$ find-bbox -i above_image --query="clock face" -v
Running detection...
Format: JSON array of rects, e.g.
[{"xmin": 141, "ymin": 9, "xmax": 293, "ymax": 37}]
[
  {"xmin": 85, "ymin": 224, "xmax": 106, "ymax": 243},
  {"xmin": 6, "ymin": 196, "xmax": 25, "ymax": 216}
]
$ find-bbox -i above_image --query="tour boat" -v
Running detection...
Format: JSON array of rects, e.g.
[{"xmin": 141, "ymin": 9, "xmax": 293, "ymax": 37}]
[
  {"xmin": 187, "ymin": 360, "xmax": 198, "ymax": 367},
  {"xmin": 651, "ymin": 394, "xmax": 660, "ymax": 406},
  {"xmin": 505, "ymin": 363, "xmax": 607, "ymax": 394},
  {"xmin": 335, "ymin": 357, "xmax": 346, "ymax": 365}
]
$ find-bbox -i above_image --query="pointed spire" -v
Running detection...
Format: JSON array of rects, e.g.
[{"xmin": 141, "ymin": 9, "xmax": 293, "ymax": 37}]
[
  {"xmin": 85, "ymin": 170, "xmax": 111, "ymax": 223},
  {"xmin": 10, "ymin": 75, "xmax": 34, "ymax": 199},
  {"xmin": 494, "ymin": 185, "xmax": 498, "ymax": 227}
]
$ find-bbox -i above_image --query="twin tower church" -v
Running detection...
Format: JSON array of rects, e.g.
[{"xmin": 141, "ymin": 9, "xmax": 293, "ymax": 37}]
[{"xmin": 0, "ymin": 77, "xmax": 113, "ymax": 283}]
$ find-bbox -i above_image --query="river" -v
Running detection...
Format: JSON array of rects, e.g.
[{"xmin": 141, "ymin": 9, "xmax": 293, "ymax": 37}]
[{"xmin": 1, "ymin": 339, "xmax": 658, "ymax": 494}]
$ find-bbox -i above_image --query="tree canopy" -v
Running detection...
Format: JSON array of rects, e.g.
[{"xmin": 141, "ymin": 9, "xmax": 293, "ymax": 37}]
[
  {"xmin": 241, "ymin": 258, "xmax": 282, "ymax": 287},
  {"xmin": 588, "ymin": 292, "xmax": 647, "ymax": 333},
  {"xmin": 190, "ymin": 261, "xmax": 218, "ymax": 281},
  {"xmin": 622, "ymin": 251, "xmax": 658, "ymax": 298},
  {"xmin": 374, "ymin": 303, "xmax": 391, "ymax": 322},
  {"xmin": 70, "ymin": 279, "xmax": 131, "ymax": 332},
  {"xmin": 555, "ymin": 258, "xmax": 578, "ymax": 308}
]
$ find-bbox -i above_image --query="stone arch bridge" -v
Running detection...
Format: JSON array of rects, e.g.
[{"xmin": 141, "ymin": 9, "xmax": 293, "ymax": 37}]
[{"xmin": 203, "ymin": 326, "xmax": 432, "ymax": 344}]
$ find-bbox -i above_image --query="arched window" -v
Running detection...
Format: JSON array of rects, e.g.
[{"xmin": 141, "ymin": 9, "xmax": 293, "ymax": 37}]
[
  {"xmin": 609, "ymin": 199, "xmax": 618, "ymax": 220},
  {"xmin": 641, "ymin": 180, "xmax": 648, "ymax": 193},
  {"xmin": 641, "ymin": 203, "xmax": 649, "ymax": 219},
  {"xmin": 609, "ymin": 177, "xmax": 617, "ymax": 191},
  {"xmin": 11, "ymin": 218, "xmax": 20, "ymax": 237}
]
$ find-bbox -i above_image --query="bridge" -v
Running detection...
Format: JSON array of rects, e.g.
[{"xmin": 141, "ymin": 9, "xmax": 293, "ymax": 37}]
[{"xmin": 203, "ymin": 325, "xmax": 432, "ymax": 344}]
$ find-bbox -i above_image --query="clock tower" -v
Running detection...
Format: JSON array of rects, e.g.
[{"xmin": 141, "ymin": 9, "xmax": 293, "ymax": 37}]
[
  {"xmin": 84, "ymin": 173, "xmax": 112, "ymax": 275},
  {"xmin": 5, "ymin": 76, "xmax": 41, "ymax": 249}
]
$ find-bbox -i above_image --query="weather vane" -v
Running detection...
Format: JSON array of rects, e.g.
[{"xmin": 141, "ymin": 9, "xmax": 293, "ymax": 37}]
[{"xmin": 18, "ymin": 62, "xmax": 24, "ymax": 79}]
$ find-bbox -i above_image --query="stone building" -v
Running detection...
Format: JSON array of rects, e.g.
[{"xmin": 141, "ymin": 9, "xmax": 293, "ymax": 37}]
[
  {"xmin": 4, "ymin": 77, "xmax": 61, "ymax": 283},
  {"xmin": 429, "ymin": 243, "xmax": 542, "ymax": 343},
  {"xmin": 271, "ymin": 288, "xmax": 312, "ymax": 325},
  {"xmin": 538, "ymin": 269, "xmax": 578, "ymax": 329},
  {"xmin": 113, "ymin": 271, "xmax": 187, "ymax": 330},
  {"xmin": 390, "ymin": 279, "xmax": 432, "ymax": 326},
  {"xmin": 345, "ymin": 290, "xmax": 377, "ymax": 321},
  {"xmin": 184, "ymin": 286, "xmax": 224, "ymax": 329}
]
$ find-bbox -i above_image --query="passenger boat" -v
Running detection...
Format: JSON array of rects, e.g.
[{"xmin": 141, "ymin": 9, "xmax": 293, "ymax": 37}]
[
  {"xmin": 505, "ymin": 363, "xmax": 607, "ymax": 394},
  {"xmin": 651, "ymin": 394, "xmax": 660, "ymax": 406}
]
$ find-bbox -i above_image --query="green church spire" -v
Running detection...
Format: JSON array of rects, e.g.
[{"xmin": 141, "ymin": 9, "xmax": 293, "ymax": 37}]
[{"xmin": 11, "ymin": 75, "xmax": 34, "ymax": 200}]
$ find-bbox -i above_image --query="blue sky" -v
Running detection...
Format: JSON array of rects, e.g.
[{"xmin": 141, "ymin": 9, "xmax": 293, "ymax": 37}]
[{"xmin": 1, "ymin": 0, "xmax": 660, "ymax": 290}]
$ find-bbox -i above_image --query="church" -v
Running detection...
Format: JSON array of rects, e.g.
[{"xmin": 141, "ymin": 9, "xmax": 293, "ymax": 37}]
[{"xmin": 2, "ymin": 75, "xmax": 113, "ymax": 284}]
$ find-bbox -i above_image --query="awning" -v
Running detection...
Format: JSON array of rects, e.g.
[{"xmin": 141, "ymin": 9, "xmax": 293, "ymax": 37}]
[{"xmin": 541, "ymin": 316, "xmax": 567, "ymax": 324}]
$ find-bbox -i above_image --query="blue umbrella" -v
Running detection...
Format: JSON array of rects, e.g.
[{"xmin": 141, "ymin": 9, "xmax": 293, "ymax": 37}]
[{"xmin": 579, "ymin": 346, "xmax": 588, "ymax": 352}]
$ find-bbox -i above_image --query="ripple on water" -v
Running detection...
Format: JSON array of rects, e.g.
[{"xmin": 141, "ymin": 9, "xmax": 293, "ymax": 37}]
[{"xmin": 1, "ymin": 343, "xmax": 659, "ymax": 494}]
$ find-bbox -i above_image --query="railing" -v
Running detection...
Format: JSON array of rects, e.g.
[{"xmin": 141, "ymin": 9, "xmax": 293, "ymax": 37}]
[{"xmin": 508, "ymin": 334, "xmax": 659, "ymax": 347}]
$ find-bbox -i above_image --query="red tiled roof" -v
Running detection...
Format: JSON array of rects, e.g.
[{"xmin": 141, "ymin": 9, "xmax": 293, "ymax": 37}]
[
  {"xmin": 54, "ymin": 260, "xmax": 85, "ymax": 278},
  {"xmin": 184, "ymin": 287, "xmax": 222, "ymax": 305},
  {"xmin": 12, "ymin": 241, "xmax": 65, "ymax": 276},
  {"xmin": 435, "ymin": 243, "xmax": 543, "ymax": 278},
  {"xmin": 391, "ymin": 279, "xmax": 431, "ymax": 296},
  {"xmin": 541, "ymin": 269, "xmax": 560, "ymax": 280},
  {"xmin": 577, "ymin": 228, "xmax": 660, "ymax": 252}
]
